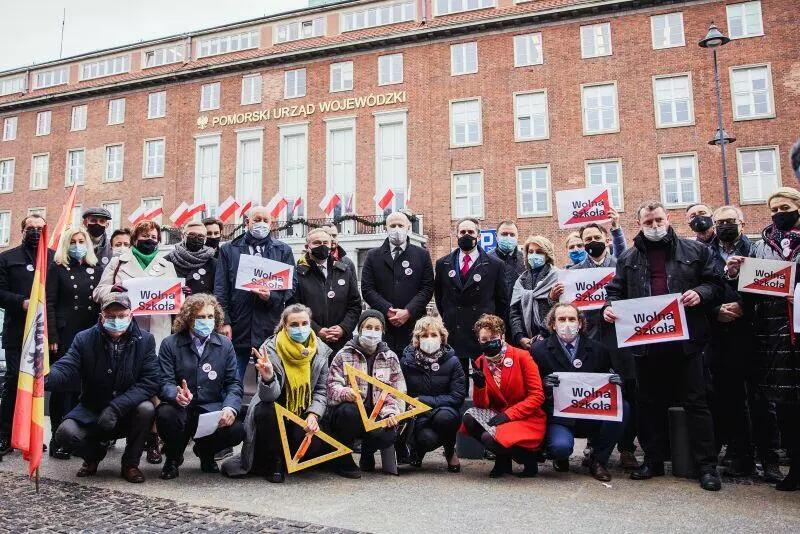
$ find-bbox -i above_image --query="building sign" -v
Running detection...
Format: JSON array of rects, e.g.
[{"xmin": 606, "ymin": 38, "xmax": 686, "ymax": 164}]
[{"xmin": 197, "ymin": 90, "xmax": 407, "ymax": 129}]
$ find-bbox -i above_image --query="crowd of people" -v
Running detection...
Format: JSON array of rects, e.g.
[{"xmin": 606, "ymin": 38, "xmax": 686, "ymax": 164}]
[{"xmin": 0, "ymin": 179, "xmax": 799, "ymax": 493}]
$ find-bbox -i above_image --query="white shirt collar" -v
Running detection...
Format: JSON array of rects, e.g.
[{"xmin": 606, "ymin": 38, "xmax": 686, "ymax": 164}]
[{"xmin": 458, "ymin": 248, "xmax": 479, "ymax": 267}]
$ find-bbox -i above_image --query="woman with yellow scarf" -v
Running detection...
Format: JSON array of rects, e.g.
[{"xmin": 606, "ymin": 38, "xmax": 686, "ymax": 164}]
[{"xmin": 220, "ymin": 304, "xmax": 332, "ymax": 483}]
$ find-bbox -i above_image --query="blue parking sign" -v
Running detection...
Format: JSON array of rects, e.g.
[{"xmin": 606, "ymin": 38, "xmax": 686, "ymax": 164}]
[{"xmin": 480, "ymin": 229, "xmax": 497, "ymax": 253}]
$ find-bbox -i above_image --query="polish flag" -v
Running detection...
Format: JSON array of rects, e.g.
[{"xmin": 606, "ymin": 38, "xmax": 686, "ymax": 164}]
[
  {"xmin": 237, "ymin": 200, "xmax": 253, "ymax": 221},
  {"xmin": 174, "ymin": 201, "xmax": 206, "ymax": 226},
  {"xmin": 128, "ymin": 205, "xmax": 146, "ymax": 224},
  {"xmin": 218, "ymin": 196, "xmax": 240, "ymax": 222},
  {"xmin": 290, "ymin": 197, "xmax": 303, "ymax": 216},
  {"xmin": 143, "ymin": 205, "xmax": 164, "ymax": 223},
  {"xmin": 266, "ymin": 193, "xmax": 289, "ymax": 219},
  {"xmin": 319, "ymin": 193, "xmax": 341, "ymax": 216},
  {"xmin": 169, "ymin": 202, "xmax": 189, "ymax": 224},
  {"xmin": 344, "ymin": 193, "xmax": 354, "ymax": 214},
  {"xmin": 129, "ymin": 204, "xmax": 163, "ymax": 225},
  {"xmin": 373, "ymin": 187, "xmax": 394, "ymax": 210}
]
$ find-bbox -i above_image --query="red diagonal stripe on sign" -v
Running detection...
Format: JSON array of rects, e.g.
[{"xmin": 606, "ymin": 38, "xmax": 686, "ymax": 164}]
[
  {"xmin": 573, "ymin": 272, "xmax": 615, "ymax": 307},
  {"xmin": 744, "ymin": 265, "xmax": 792, "ymax": 294},
  {"xmin": 134, "ymin": 283, "xmax": 182, "ymax": 313},
  {"xmin": 560, "ymin": 382, "xmax": 618, "ymax": 415},
  {"xmin": 243, "ymin": 269, "xmax": 291, "ymax": 290},
  {"xmin": 624, "ymin": 298, "xmax": 684, "ymax": 344},
  {"xmin": 565, "ymin": 190, "xmax": 610, "ymax": 225}
]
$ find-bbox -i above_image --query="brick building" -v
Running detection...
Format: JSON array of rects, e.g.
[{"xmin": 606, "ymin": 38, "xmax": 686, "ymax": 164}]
[{"xmin": 0, "ymin": 0, "xmax": 797, "ymax": 270}]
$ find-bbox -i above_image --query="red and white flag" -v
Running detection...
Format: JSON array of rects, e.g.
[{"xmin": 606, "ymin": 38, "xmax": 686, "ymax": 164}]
[
  {"xmin": 218, "ymin": 196, "xmax": 240, "ymax": 222},
  {"xmin": 129, "ymin": 204, "xmax": 163, "ymax": 225},
  {"xmin": 169, "ymin": 202, "xmax": 189, "ymax": 224},
  {"xmin": 266, "ymin": 193, "xmax": 288, "ymax": 219},
  {"xmin": 290, "ymin": 197, "xmax": 303, "ymax": 217},
  {"xmin": 237, "ymin": 200, "xmax": 253, "ymax": 221},
  {"xmin": 374, "ymin": 187, "xmax": 394, "ymax": 210},
  {"xmin": 174, "ymin": 201, "xmax": 206, "ymax": 226},
  {"xmin": 319, "ymin": 193, "xmax": 341, "ymax": 216}
]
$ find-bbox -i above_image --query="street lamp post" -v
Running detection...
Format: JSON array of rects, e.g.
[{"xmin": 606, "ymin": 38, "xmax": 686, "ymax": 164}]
[{"xmin": 699, "ymin": 23, "xmax": 733, "ymax": 205}]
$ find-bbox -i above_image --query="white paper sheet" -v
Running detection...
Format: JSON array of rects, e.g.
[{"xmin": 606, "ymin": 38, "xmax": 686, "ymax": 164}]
[{"xmin": 194, "ymin": 411, "xmax": 222, "ymax": 439}]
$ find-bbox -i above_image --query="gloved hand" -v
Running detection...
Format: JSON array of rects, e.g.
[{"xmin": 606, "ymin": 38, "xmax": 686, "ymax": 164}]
[
  {"xmin": 96, "ymin": 406, "xmax": 118, "ymax": 433},
  {"xmin": 609, "ymin": 374, "xmax": 623, "ymax": 386},
  {"xmin": 471, "ymin": 365, "xmax": 486, "ymax": 389},
  {"xmin": 487, "ymin": 413, "xmax": 510, "ymax": 426},
  {"xmin": 181, "ymin": 285, "xmax": 192, "ymax": 296},
  {"xmin": 544, "ymin": 374, "xmax": 560, "ymax": 388},
  {"xmin": 110, "ymin": 284, "xmax": 126, "ymax": 293}
]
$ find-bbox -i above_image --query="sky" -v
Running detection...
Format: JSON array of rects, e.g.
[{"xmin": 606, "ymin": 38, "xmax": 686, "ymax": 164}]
[{"xmin": 0, "ymin": 0, "xmax": 310, "ymax": 72}]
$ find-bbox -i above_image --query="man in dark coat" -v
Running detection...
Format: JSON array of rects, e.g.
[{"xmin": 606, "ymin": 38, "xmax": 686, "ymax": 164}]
[
  {"xmin": 487, "ymin": 220, "xmax": 525, "ymax": 300},
  {"xmin": 215, "ymin": 206, "xmax": 296, "ymax": 381},
  {"xmin": 82, "ymin": 207, "xmax": 114, "ymax": 268},
  {"xmin": 361, "ymin": 211, "xmax": 434, "ymax": 355},
  {"xmin": 321, "ymin": 224, "xmax": 355, "ymax": 272},
  {"xmin": 0, "ymin": 214, "xmax": 52, "ymax": 456},
  {"xmin": 165, "ymin": 221, "xmax": 217, "ymax": 296},
  {"xmin": 434, "ymin": 218, "xmax": 509, "ymax": 379},
  {"xmin": 604, "ymin": 200, "xmax": 725, "ymax": 491},
  {"xmin": 46, "ymin": 293, "xmax": 160, "ymax": 483},
  {"xmin": 202, "ymin": 217, "xmax": 224, "ymax": 259},
  {"xmin": 290, "ymin": 228, "xmax": 361, "ymax": 355}
]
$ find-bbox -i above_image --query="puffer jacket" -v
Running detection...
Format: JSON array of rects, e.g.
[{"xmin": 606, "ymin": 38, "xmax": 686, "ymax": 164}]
[{"xmin": 400, "ymin": 345, "xmax": 466, "ymax": 411}]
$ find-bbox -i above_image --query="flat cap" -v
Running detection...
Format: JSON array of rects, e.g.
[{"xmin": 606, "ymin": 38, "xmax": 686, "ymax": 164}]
[
  {"xmin": 101, "ymin": 292, "xmax": 131, "ymax": 311},
  {"xmin": 82, "ymin": 207, "xmax": 112, "ymax": 220}
]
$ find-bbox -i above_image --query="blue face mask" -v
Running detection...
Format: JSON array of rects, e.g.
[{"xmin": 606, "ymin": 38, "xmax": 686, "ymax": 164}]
[
  {"xmin": 192, "ymin": 318, "xmax": 215, "ymax": 338},
  {"xmin": 496, "ymin": 236, "xmax": 518, "ymax": 254},
  {"xmin": 249, "ymin": 222, "xmax": 270, "ymax": 240},
  {"xmin": 68, "ymin": 244, "xmax": 88, "ymax": 261},
  {"xmin": 569, "ymin": 249, "xmax": 588, "ymax": 264},
  {"xmin": 288, "ymin": 325, "xmax": 312, "ymax": 343},
  {"xmin": 528, "ymin": 253, "xmax": 546, "ymax": 269},
  {"xmin": 103, "ymin": 316, "xmax": 131, "ymax": 334}
]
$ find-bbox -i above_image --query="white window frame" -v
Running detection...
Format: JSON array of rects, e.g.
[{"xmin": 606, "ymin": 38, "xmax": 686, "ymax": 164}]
[
  {"xmin": 141, "ymin": 197, "xmax": 163, "ymax": 219},
  {"xmin": 143, "ymin": 138, "xmax": 166, "ymax": 179},
  {"xmin": 274, "ymin": 17, "xmax": 325, "ymax": 44},
  {"xmin": 101, "ymin": 201, "xmax": 122, "ymax": 233},
  {"xmin": 197, "ymin": 29, "xmax": 260, "ymax": 58},
  {"xmin": 200, "ymin": 82, "xmax": 221, "ymax": 111},
  {"xmin": 330, "ymin": 61, "xmax": 354, "ymax": 93},
  {"xmin": 194, "ymin": 134, "xmax": 221, "ymax": 213},
  {"xmin": 27, "ymin": 207, "xmax": 46, "ymax": 218},
  {"xmin": 650, "ymin": 12, "xmax": 685, "ymax": 49},
  {"xmin": 325, "ymin": 117, "xmax": 357, "ymax": 214},
  {"xmin": 581, "ymin": 81, "xmax": 619, "ymax": 136},
  {"xmin": 71, "ymin": 105, "xmax": 87, "ymax": 131},
  {"xmin": 148, "ymin": 91, "xmax": 166, "ymax": 119},
  {"xmin": 284, "ymin": 69, "xmax": 307, "ymax": 99},
  {"xmin": 730, "ymin": 63, "xmax": 775, "ymax": 121},
  {"xmin": 0, "ymin": 158, "xmax": 14, "ymax": 193},
  {"xmin": 0, "ymin": 211, "xmax": 11, "ymax": 247},
  {"xmin": 33, "ymin": 67, "xmax": 69, "ymax": 89},
  {"xmin": 142, "ymin": 43, "xmax": 186, "ymax": 69},
  {"xmin": 378, "ymin": 54, "xmax": 404, "ymax": 86},
  {"xmin": 449, "ymin": 98, "xmax": 483, "ymax": 148},
  {"xmin": 513, "ymin": 33, "xmax": 543, "ymax": 67},
  {"xmin": 80, "ymin": 55, "xmax": 130, "ymax": 81},
  {"xmin": 516, "ymin": 164, "xmax": 552, "ymax": 218},
  {"xmin": 241, "ymin": 74, "xmax": 262, "ymax": 105},
  {"xmin": 585, "ymin": 158, "xmax": 624, "ymax": 211},
  {"xmin": 652, "ymin": 73, "xmax": 695, "ymax": 128},
  {"xmin": 450, "ymin": 42, "xmax": 478, "ymax": 76},
  {"xmin": 374, "ymin": 109, "xmax": 408, "ymax": 214},
  {"xmin": 736, "ymin": 145, "xmax": 782, "ymax": 204},
  {"xmin": 514, "ymin": 90, "xmax": 549, "ymax": 142},
  {"xmin": 658, "ymin": 152, "xmax": 700, "ymax": 208},
  {"xmin": 435, "ymin": 0, "xmax": 495, "ymax": 16},
  {"xmin": 451, "ymin": 170, "xmax": 484, "ymax": 219},
  {"xmin": 104, "ymin": 143, "xmax": 125, "ymax": 183},
  {"xmin": 235, "ymin": 127, "xmax": 264, "ymax": 207},
  {"xmin": 341, "ymin": 1, "xmax": 416, "ymax": 32},
  {"xmin": 580, "ymin": 22, "xmax": 612, "ymax": 59},
  {"xmin": 66, "ymin": 148, "xmax": 86, "ymax": 186},
  {"xmin": 2, "ymin": 117, "xmax": 17, "ymax": 141},
  {"xmin": 108, "ymin": 98, "xmax": 126, "ymax": 125},
  {"xmin": 30, "ymin": 153, "xmax": 49, "ymax": 190},
  {"xmin": 279, "ymin": 123, "xmax": 309, "ymax": 218},
  {"xmin": 0, "ymin": 75, "xmax": 26, "ymax": 96},
  {"xmin": 726, "ymin": 1, "xmax": 764, "ymax": 40},
  {"xmin": 36, "ymin": 111, "xmax": 52, "ymax": 136}
]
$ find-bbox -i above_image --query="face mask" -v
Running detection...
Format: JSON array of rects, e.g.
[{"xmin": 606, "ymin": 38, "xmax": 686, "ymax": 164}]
[
  {"xmin": 68, "ymin": 244, "xmax": 87, "ymax": 261},
  {"xmin": 457, "ymin": 234, "xmax": 477, "ymax": 252},
  {"xmin": 185, "ymin": 235, "xmax": 206, "ymax": 253},
  {"xmin": 772, "ymin": 211, "xmax": 800, "ymax": 232},
  {"xmin": 556, "ymin": 323, "xmax": 580, "ymax": 342},
  {"xmin": 205, "ymin": 237, "xmax": 220, "ymax": 250},
  {"xmin": 715, "ymin": 223, "xmax": 740, "ymax": 243},
  {"xmin": 135, "ymin": 239, "xmax": 159, "ymax": 254},
  {"xmin": 24, "ymin": 228, "xmax": 42, "ymax": 248},
  {"xmin": 480, "ymin": 339, "xmax": 503, "ymax": 357},
  {"xmin": 569, "ymin": 249, "xmax": 587, "ymax": 264},
  {"xmin": 359, "ymin": 330, "xmax": 382, "ymax": 351},
  {"xmin": 192, "ymin": 317, "xmax": 215, "ymax": 338},
  {"xmin": 643, "ymin": 226, "xmax": 668, "ymax": 242},
  {"xmin": 388, "ymin": 228, "xmax": 408, "ymax": 246},
  {"xmin": 112, "ymin": 246, "xmax": 128, "ymax": 257},
  {"xmin": 250, "ymin": 222, "xmax": 270, "ymax": 240},
  {"xmin": 86, "ymin": 223, "xmax": 106, "ymax": 238},
  {"xmin": 585, "ymin": 241, "xmax": 606, "ymax": 259},
  {"xmin": 288, "ymin": 325, "xmax": 311, "ymax": 343},
  {"xmin": 497, "ymin": 236, "xmax": 518, "ymax": 254},
  {"xmin": 419, "ymin": 337, "xmax": 441, "ymax": 355},
  {"xmin": 689, "ymin": 215, "xmax": 713, "ymax": 233},
  {"xmin": 103, "ymin": 316, "xmax": 131, "ymax": 334},
  {"xmin": 309, "ymin": 244, "xmax": 330, "ymax": 261},
  {"xmin": 528, "ymin": 253, "xmax": 546, "ymax": 269}
]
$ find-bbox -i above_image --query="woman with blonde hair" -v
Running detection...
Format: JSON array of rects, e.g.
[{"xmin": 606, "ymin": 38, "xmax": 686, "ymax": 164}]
[
  {"xmin": 509, "ymin": 235, "xmax": 560, "ymax": 349},
  {"xmin": 45, "ymin": 226, "xmax": 101, "ymax": 459},
  {"xmin": 399, "ymin": 315, "xmax": 466, "ymax": 471}
]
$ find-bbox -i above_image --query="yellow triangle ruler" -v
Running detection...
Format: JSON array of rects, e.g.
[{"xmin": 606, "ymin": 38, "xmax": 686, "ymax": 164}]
[{"xmin": 275, "ymin": 403, "xmax": 352, "ymax": 474}]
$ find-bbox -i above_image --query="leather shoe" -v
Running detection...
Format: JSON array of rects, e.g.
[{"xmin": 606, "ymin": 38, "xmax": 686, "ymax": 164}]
[
  {"xmin": 700, "ymin": 471, "xmax": 722, "ymax": 491},
  {"xmin": 200, "ymin": 458, "xmax": 220, "ymax": 474},
  {"xmin": 618, "ymin": 451, "xmax": 640, "ymax": 470},
  {"xmin": 76, "ymin": 461, "xmax": 98, "ymax": 477},
  {"xmin": 160, "ymin": 460, "xmax": 180, "ymax": 480},
  {"xmin": 49, "ymin": 441, "xmax": 71, "ymax": 460},
  {"xmin": 359, "ymin": 452, "xmax": 376, "ymax": 472},
  {"xmin": 0, "ymin": 437, "xmax": 12, "ymax": 456},
  {"xmin": 489, "ymin": 456, "xmax": 513, "ymax": 478},
  {"xmin": 630, "ymin": 463, "xmax": 665, "ymax": 480},
  {"xmin": 121, "ymin": 465, "xmax": 146, "ymax": 483},
  {"xmin": 517, "ymin": 462, "xmax": 538, "ymax": 478},
  {"xmin": 553, "ymin": 459, "xmax": 570, "ymax": 472},
  {"xmin": 336, "ymin": 455, "xmax": 362, "ymax": 479},
  {"xmin": 762, "ymin": 462, "xmax": 784, "ymax": 483},
  {"xmin": 589, "ymin": 460, "xmax": 612, "ymax": 482}
]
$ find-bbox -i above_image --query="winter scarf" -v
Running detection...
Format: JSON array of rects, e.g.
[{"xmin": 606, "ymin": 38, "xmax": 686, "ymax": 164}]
[
  {"xmin": 275, "ymin": 329, "xmax": 316, "ymax": 415},
  {"xmin": 130, "ymin": 246, "xmax": 159, "ymax": 270},
  {"xmin": 511, "ymin": 264, "xmax": 558, "ymax": 337},
  {"xmin": 764, "ymin": 224, "xmax": 800, "ymax": 261},
  {"xmin": 414, "ymin": 347, "xmax": 441, "ymax": 368},
  {"xmin": 165, "ymin": 243, "xmax": 215, "ymax": 272}
]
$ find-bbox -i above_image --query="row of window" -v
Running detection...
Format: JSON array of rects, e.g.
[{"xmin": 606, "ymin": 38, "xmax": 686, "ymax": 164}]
[{"xmin": 0, "ymin": 1, "xmax": 766, "ymax": 96}]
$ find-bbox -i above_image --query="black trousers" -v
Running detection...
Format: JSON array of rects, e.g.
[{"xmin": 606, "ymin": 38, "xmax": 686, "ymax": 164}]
[
  {"xmin": 156, "ymin": 403, "xmax": 245, "ymax": 463},
  {"xmin": 54, "ymin": 401, "xmax": 155, "ymax": 467},
  {"xmin": 748, "ymin": 385, "xmax": 781, "ymax": 465},
  {"xmin": 409, "ymin": 407, "xmax": 460, "ymax": 455},
  {"xmin": 0, "ymin": 348, "xmax": 21, "ymax": 439},
  {"xmin": 635, "ymin": 346, "xmax": 717, "ymax": 471},
  {"xmin": 462, "ymin": 412, "xmax": 538, "ymax": 465},
  {"xmin": 327, "ymin": 402, "xmax": 397, "ymax": 454},
  {"xmin": 252, "ymin": 401, "xmax": 329, "ymax": 473},
  {"xmin": 49, "ymin": 392, "xmax": 79, "ymax": 438},
  {"xmin": 617, "ymin": 378, "xmax": 639, "ymax": 453},
  {"xmin": 709, "ymin": 348, "xmax": 752, "ymax": 460}
]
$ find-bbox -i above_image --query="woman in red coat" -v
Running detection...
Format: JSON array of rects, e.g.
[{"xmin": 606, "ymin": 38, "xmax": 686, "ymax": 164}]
[{"xmin": 463, "ymin": 314, "xmax": 546, "ymax": 477}]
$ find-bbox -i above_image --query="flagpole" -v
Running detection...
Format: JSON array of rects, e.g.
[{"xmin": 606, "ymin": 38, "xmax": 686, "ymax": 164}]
[{"xmin": 35, "ymin": 468, "xmax": 39, "ymax": 493}]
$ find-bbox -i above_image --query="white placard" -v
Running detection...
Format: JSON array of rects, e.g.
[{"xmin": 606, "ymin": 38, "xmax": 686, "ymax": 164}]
[
  {"xmin": 557, "ymin": 268, "xmax": 616, "ymax": 311},
  {"xmin": 194, "ymin": 411, "xmax": 222, "ymax": 439},
  {"xmin": 555, "ymin": 186, "xmax": 612, "ymax": 229},
  {"xmin": 794, "ymin": 284, "xmax": 800, "ymax": 333},
  {"xmin": 234, "ymin": 254, "xmax": 294, "ymax": 291},
  {"xmin": 737, "ymin": 257, "xmax": 796, "ymax": 297},
  {"xmin": 122, "ymin": 277, "xmax": 184, "ymax": 316},
  {"xmin": 552, "ymin": 372, "xmax": 622, "ymax": 422},
  {"xmin": 612, "ymin": 293, "xmax": 689, "ymax": 348}
]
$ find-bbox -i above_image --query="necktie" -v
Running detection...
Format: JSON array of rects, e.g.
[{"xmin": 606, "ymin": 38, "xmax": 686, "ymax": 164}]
[
  {"xmin": 393, "ymin": 246, "xmax": 402, "ymax": 260},
  {"xmin": 461, "ymin": 254, "xmax": 472, "ymax": 279},
  {"xmin": 565, "ymin": 343, "xmax": 575, "ymax": 360}
]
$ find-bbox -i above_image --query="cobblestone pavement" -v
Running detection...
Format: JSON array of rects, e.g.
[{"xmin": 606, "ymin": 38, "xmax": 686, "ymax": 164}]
[{"xmin": 0, "ymin": 471, "xmax": 367, "ymax": 534}]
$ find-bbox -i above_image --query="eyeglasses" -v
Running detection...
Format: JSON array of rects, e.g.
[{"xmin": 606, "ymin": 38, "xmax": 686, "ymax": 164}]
[{"xmin": 715, "ymin": 219, "xmax": 740, "ymax": 226}]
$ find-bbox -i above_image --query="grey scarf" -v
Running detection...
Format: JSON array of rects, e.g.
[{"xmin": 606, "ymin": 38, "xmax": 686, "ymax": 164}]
[
  {"xmin": 511, "ymin": 266, "xmax": 559, "ymax": 338},
  {"xmin": 165, "ymin": 243, "xmax": 215, "ymax": 272}
]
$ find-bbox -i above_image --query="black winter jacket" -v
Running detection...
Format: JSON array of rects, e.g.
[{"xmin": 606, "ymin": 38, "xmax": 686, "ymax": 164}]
[{"xmin": 400, "ymin": 345, "xmax": 467, "ymax": 411}]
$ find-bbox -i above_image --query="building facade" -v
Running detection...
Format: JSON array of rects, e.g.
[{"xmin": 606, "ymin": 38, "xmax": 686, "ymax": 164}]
[{"xmin": 0, "ymin": 0, "xmax": 797, "ymax": 267}]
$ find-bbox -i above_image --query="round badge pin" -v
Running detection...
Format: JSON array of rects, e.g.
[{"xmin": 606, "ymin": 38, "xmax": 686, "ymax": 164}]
[
  {"xmin": 448, "ymin": 269, "xmax": 456, "ymax": 278},
  {"xmin": 327, "ymin": 290, "xmax": 336, "ymax": 299},
  {"xmin": 473, "ymin": 273, "xmax": 482, "ymax": 282},
  {"xmin": 431, "ymin": 363, "xmax": 440, "ymax": 372},
  {"xmin": 207, "ymin": 370, "xmax": 217, "ymax": 381},
  {"xmin": 338, "ymin": 279, "xmax": 346, "ymax": 286},
  {"xmin": 503, "ymin": 357, "xmax": 513, "ymax": 368},
  {"xmin": 86, "ymin": 268, "xmax": 94, "ymax": 275},
  {"xmin": 202, "ymin": 363, "xmax": 212, "ymax": 372},
  {"xmin": 405, "ymin": 268, "xmax": 413, "ymax": 276},
  {"xmin": 402, "ymin": 260, "xmax": 410, "ymax": 268},
  {"xmin": 572, "ymin": 359, "xmax": 583, "ymax": 369},
  {"xmin": 102, "ymin": 257, "xmax": 109, "ymax": 265},
  {"xmin": 193, "ymin": 273, "xmax": 201, "ymax": 280},
  {"xmin": 198, "ymin": 268, "xmax": 206, "ymax": 275},
  {"xmin": 26, "ymin": 264, "xmax": 34, "ymax": 272}
]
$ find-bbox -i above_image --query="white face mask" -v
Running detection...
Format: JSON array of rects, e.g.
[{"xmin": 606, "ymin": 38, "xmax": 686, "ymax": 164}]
[
  {"xmin": 388, "ymin": 227, "xmax": 408, "ymax": 246},
  {"xmin": 643, "ymin": 225, "xmax": 668, "ymax": 241},
  {"xmin": 419, "ymin": 337, "xmax": 441, "ymax": 355},
  {"xmin": 359, "ymin": 330, "xmax": 382, "ymax": 350},
  {"xmin": 250, "ymin": 221, "xmax": 270, "ymax": 240},
  {"xmin": 556, "ymin": 323, "xmax": 580, "ymax": 342}
]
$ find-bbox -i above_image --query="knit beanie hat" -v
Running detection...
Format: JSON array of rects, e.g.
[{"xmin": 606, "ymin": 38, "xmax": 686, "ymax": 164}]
[{"xmin": 358, "ymin": 309, "xmax": 386, "ymax": 331}]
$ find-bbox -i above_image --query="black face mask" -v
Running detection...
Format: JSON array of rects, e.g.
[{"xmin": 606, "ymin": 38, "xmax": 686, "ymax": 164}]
[
  {"xmin": 309, "ymin": 244, "xmax": 330, "ymax": 261},
  {"xmin": 689, "ymin": 215, "xmax": 713, "ymax": 233},
  {"xmin": 457, "ymin": 234, "xmax": 477, "ymax": 252},
  {"xmin": 185, "ymin": 235, "xmax": 206, "ymax": 253},
  {"xmin": 135, "ymin": 239, "xmax": 159, "ymax": 255},
  {"xmin": 715, "ymin": 223, "xmax": 740, "ymax": 243},
  {"xmin": 86, "ymin": 223, "xmax": 107, "ymax": 238},
  {"xmin": 205, "ymin": 237, "xmax": 220, "ymax": 250},
  {"xmin": 480, "ymin": 339, "xmax": 503, "ymax": 357},
  {"xmin": 24, "ymin": 228, "xmax": 42, "ymax": 249},
  {"xmin": 585, "ymin": 241, "xmax": 606, "ymax": 259},
  {"xmin": 773, "ymin": 210, "xmax": 800, "ymax": 232}
]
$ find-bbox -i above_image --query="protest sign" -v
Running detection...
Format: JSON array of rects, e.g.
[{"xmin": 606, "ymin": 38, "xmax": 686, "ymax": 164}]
[
  {"xmin": 552, "ymin": 372, "xmax": 622, "ymax": 422},
  {"xmin": 234, "ymin": 255, "xmax": 294, "ymax": 291},
  {"xmin": 123, "ymin": 277, "xmax": 184, "ymax": 316},
  {"xmin": 555, "ymin": 186, "xmax": 611, "ymax": 229},
  {"xmin": 557, "ymin": 267, "xmax": 615, "ymax": 310},
  {"xmin": 795, "ymin": 284, "xmax": 800, "ymax": 333},
  {"xmin": 612, "ymin": 293, "xmax": 688, "ymax": 348},
  {"xmin": 737, "ymin": 257, "xmax": 796, "ymax": 297}
]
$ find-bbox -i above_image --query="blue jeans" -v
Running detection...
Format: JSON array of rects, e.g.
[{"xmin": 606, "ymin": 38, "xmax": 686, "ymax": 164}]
[{"xmin": 546, "ymin": 401, "xmax": 628, "ymax": 465}]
